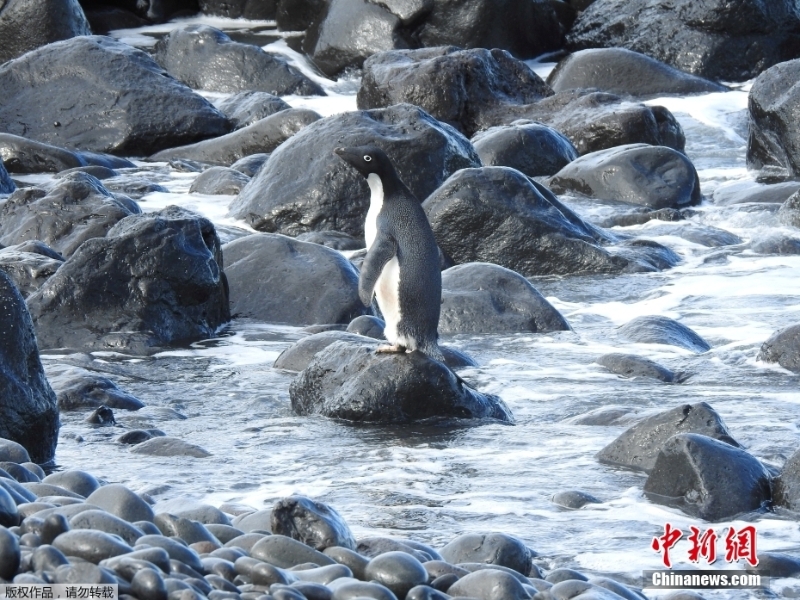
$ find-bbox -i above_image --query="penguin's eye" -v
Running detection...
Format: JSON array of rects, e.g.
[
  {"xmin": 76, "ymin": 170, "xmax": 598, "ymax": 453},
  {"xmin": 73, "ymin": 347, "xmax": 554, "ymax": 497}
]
[{"xmin": 363, "ymin": 155, "xmax": 372, "ymax": 162}]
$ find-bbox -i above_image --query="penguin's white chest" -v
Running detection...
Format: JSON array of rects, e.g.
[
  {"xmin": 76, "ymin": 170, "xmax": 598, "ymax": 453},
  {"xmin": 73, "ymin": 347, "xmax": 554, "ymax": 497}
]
[{"xmin": 364, "ymin": 173, "xmax": 405, "ymax": 346}]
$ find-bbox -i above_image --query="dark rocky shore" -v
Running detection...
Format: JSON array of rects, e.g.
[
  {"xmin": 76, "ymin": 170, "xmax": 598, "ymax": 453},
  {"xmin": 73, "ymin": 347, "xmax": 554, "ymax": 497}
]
[{"xmin": 3, "ymin": 0, "xmax": 800, "ymax": 597}]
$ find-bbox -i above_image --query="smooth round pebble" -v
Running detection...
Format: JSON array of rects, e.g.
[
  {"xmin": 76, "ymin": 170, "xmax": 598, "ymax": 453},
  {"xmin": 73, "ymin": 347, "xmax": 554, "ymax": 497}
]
[
  {"xmin": 40, "ymin": 513, "xmax": 70, "ymax": 544},
  {"xmin": 86, "ymin": 484, "xmax": 155, "ymax": 522},
  {"xmin": 329, "ymin": 579, "xmax": 398, "ymax": 600},
  {"xmin": 365, "ymin": 551, "xmax": 428, "ymax": 598},
  {"xmin": 406, "ymin": 586, "xmax": 450, "ymax": 600},
  {"xmin": 132, "ymin": 567, "xmax": 168, "ymax": 600},
  {"xmin": 0, "ymin": 462, "xmax": 40, "ymax": 482},
  {"xmin": 0, "ymin": 439, "xmax": 30, "ymax": 463},
  {"xmin": 53, "ymin": 529, "xmax": 133, "ymax": 563},
  {"xmin": 440, "ymin": 533, "xmax": 533, "ymax": 576},
  {"xmin": 446, "ymin": 569, "xmax": 530, "ymax": 600},
  {"xmin": 545, "ymin": 568, "xmax": 589, "ymax": 584},
  {"xmin": 251, "ymin": 534, "xmax": 336, "ymax": 568},
  {"xmin": 52, "ymin": 563, "xmax": 118, "ymax": 584},
  {"xmin": 324, "ymin": 546, "xmax": 369, "ymax": 580},
  {"xmin": 154, "ymin": 512, "xmax": 219, "ymax": 544},
  {"xmin": 0, "ymin": 525, "xmax": 20, "ymax": 579},
  {"xmin": 0, "ymin": 485, "xmax": 19, "ymax": 527},
  {"xmin": 70, "ymin": 509, "xmax": 145, "ymax": 545},
  {"xmin": 43, "ymin": 470, "xmax": 101, "ymax": 497},
  {"xmin": 232, "ymin": 509, "xmax": 273, "ymax": 533},
  {"xmin": 551, "ymin": 490, "xmax": 602, "ymax": 509},
  {"xmin": 137, "ymin": 534, "xmax": 204, "ymax": 572}
]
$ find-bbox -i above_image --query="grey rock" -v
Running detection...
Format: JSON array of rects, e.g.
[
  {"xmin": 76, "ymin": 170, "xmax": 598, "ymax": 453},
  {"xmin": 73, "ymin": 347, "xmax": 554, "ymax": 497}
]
[
  {"xmin": 545, "ymin": 567, "xmax": 587, "ymax": 583},
  {"xmin": 774, "ymin": 447, "xmax": 800, "ymax": 509},
  {"xmin": 223, "ymin": 233, "xmax": 367, "ymax": 326},
  {"xmin": 0, "ymin": 526, "xmax": 20, "ymax": 579},
  {"xmin": 745, "ymin": 552, "xmax": 800, "ymax": 577},
  {"xmin": 323, "ymin": 546, "xmax": 369, "ymax": 580},
  {"xmin": 716, "ymin": 181, "xmax": 800, "ymax": 206},
  {"xmin": 758, "ymin": 323, "xmax": 800, "ymax": 372},
  {"xmin": 216, "ymin": 91, "xmax": 292, "ymax": 129},
  {"xmin": 150, "ymin": 109, "xmax": 321, "ymax": 166},
  {"xmin": 290, "ymin": 341, "xmax": 512, "ymax": 423},
  {"xmin": 471, "ymin": 123, "xmax": 578, "ymax": 178},
  {"xmin": 751, "ymin": 234, "xmax": 800, "ymax": 255},
  {"xmin": 0, "ymin": 486, "xmax": 19, "ymax": 527},
  {"xmin": 86, "ymin": 484, "xmax": 155, "ymax": 523},
  {"xmin": 439, "ymin": 262, "xmax": 570, "ymax": 334},
  {"xmin": 51, "ymin": 563, "xmax": 118, "ymax": 584},
  {"xmin": 0, "ymin": 36, "xmax": 231, "ymax": 155},
  {"xmin": 643, "ymin": 433, "xmax": 772, "ymax": 520},
  {"xmin": 154, "ymin": 25, "xmax": 324, "ymax": 96},
  {"xmin": 0, "ymin": 439, "xmax": 30, "ymax": 464},
  {"xmin": 328, "ymin": 579, "xmax": 398, "ymax": 600},
  {"xmin": 205, "ymin": 524, "xmax": 243, "ymax": 544},
  {"xmin": 551, "ymin": 490, "xmax": 602, "ymax": 509},
  {"xmin": 0, "ymin": 245, "xmax": 63, "ymax": 297},
  {"xmin": 189, "ymin": 167, "xmax": 251, "ymax": 195},
  {"xmin": 780, "ymin": 191, "xmax": 800, "ymax": 228},
  {"xmin": 50, "ymin": 370, "xmax": 145, "ymax": 411},
  {"xmin": 548, "ymin": 143, "xmax": 701, "ymax": 210},
  {"xmin": 0, "ymin": 0, "xmax": 90, "ymax": 64},
  {"xmin": 52, "ymin": 529, "xmax": 133, "ymax": 563},
  {"xmin": 154, "ymin": 513, "xmax": 219, "ymax": 544},
  {"xmin": 0, "ymin": 133, "xmax": 84, "ymax": 173},
  {"xmin": 0, "ymin": 161, "xmax": 14, "ymax": 195},
  {"xmin": 617, "ymin": 316, "xmax": 711, "ymax": 352},
  {"xmin": 131, "ymin": 437, "xmax": 211, "ymax": 458},
  {"xmin": 0, "ymin": 173, "xmax": 140, "ymax": 258},
  {"xmin": 27, "ymin": 206, "xmax": 230, "ymax": 353},
  {"xmin": 136, "ymin": 534, "xmax": 204, "ymax": 573},
  {"xmin": 364, "ymin": 551, "xmax": 428, "ymax": 598},
  {"xmin": 297, "ymin": 231, "xmax": 364, "ymax": 251},
  {"xmin": 230, "ymin": 153, "xmax": 270, "ymax": 177},
  {"xmin": 446, "ymin": 569, "xmax": 530, "ymax": 600},
  {"xmin": 440, "ymin": 533, "xmax": 533, "ymax": 576},
  {"xmin": 597, "ymin": 402, "xmax": 740, "ymax": 473},
  {"xmin": 232, "ymin": 509, "xmax": 273, "ymax": 533},
  {"xmin": 357, "ymin": 537, "xmax": 434, "ymax": 562},
  {"xmin": 548, "ymin": 48, "xmax": 727, "ymax": 97},
  {"xmin": 596, "ymin": 353, "xmax": 679, "ymax": 383},
  {"xmin": 42, "ymin": 470, "xmax": 101, "ymax": 497},
  {"xmin": 250, "ymin": 534, "xmax": 337, "ymax": 568},
  {"xmin": 229, "ymin": 103, "xmax": 480, "ymax": 239},
  {"xmin": 346, "ymin": 315, "xmax": 385, "ymax": 339},
  {"xmin": 69, "ymin": 509, "xmax": 145, "ymax": 545},
  {"xmin": 271, "ymin": 495, "xmax": 356, "ymax": 551},
  {"xmin": 131, "ymin": 567, "xmax": 168, "ymax": 600}
]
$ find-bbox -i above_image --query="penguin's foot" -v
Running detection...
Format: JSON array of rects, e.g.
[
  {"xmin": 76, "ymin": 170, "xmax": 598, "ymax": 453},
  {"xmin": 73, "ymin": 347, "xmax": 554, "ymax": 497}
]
[{"xmin": 376, "ymin": 344, "xmax": 407, "ymax": 354}]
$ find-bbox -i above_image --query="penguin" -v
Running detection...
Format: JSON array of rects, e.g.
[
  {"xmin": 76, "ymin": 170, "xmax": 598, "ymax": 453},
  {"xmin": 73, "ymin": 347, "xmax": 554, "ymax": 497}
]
[{"xmin": 333, "ymin": 145, "xmax": 444, "ymax": 361}]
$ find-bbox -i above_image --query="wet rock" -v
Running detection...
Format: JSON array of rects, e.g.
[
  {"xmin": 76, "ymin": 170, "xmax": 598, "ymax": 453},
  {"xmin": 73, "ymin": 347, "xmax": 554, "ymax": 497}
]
[
  {"xmin": 0, "ymin": 0, "xmax": 91, "ymax": 64},
  {"xmin": 446, "ymin": 569, "xmax": 529, "ymax": 600},
  {"xmin": 27, "ymin": 206, "xmax": 230, "ymax": 353},
  {"xmin": 200, "ymin": 0, "xmax": 277, "ymax": 18},
  {"xmin": 229, "ymin": 103, "xmax": 479, "ymax": 239},
  {"xmin": 0, "ymin": 244, "xmax": 63, "ymax": 297},
  {"xmin": 0, "ymin": 439, "xmax": 30, "ymax": 464},
  {"xmin": 271, "ymin": 495, "xmax": 356, "ymax": 551},
  {"xmin": 715, "ymin": 181, "xmax": 800, "ymax": 206},
  {"xmin": 597, "ymin": 402, "xmax": 740, "ymax": 473},
  {"xmin": 231, "ymin": 153, "xmax": 270, "ymax": 177},
  {"xmin": 423, "ymin": 167, "xmax": 677, "ymax": 277},
  {"xmin": 86, "ymin": 484, "xmax": 155, "ymax": 523},
  {"xmin": 549, "ymin": 144, "xmax": 701, "ymax": 210},
  {"xmin": 52, "ymin": 529, "xmax": 133, "ymax": 563},
  {"xmin": 548, "ymin": 48, "xmax": 727, "ymax": 97},
  {"xmin": 131, "ymin": 437, "xmax": 211, "ymax": 458},
  {"xmin": 69, "ymin": 509, "xmax": 144, "ymax": 545},
  {"xmin": 596, "ymin": 353, "xmax": 680, "ymax": 383},
  {"xmin": 346, "ymin": 315, "xmax": 385, "ymax": 339},
  {"xmin": 297, "ymin": 231, "xmax": 364, "ymax": 251},
  {"xmin": 232, "ymin": 508, "xmax": 273, "ymax": 533},
  {"xmin": 206, "ymin": 524, "xmax": 243, "ymax": 544},
  {"xmin": 42, "ymin": 471, "xmax": 101, "ymax": 497},
  {"xmin": 634, "ymin": 223, "xmax": 741, "ymax": 248},
  {"xmin": 290, "ymin": 341, "xmax": 512, "ymax": 423},
  {"xmin": 137, "ymin": 534, "xmax": 204, "ymax": 572},
  {"xmin": 748, "ymin": 59, "xmax": 800, "ymax": 178},
  {"xmin": 0, "ymin": 173, "xmax": 141, "ymax": 258},
  {"xmin": 251, "ymin": 534, "xmax": 337, "ymax": 568},
  {"xmin": 551, "ymin": 490, "xmax": 602, "ymax": 509},
  {"xmin": 116, "ymin": 430, "xmax": 154, "ymax": 445},
  {"xmin": 50, "ymin": 369, "xmax": 145, "ymax": 411},
  {"xmin": 618, "ymin": 316, "xmax": 711, "ymax": 352},
  {"xmin": 324, "ymin": 546, "xmax": 369, "ymax": 580},
  {"xmin": 150, "ymin": 109, "xmax": 321, "ymax": 166},
  {"xmin": 775, "ymin": 447, "xmax": 800, "ymax": 510},
  {"xmin": 215, "ymin": 91, "xmax": 292, "ymax": 129},
  {"xmin": 565, "ymin": 0, "xmax": 800, "ymax": 82},
  {"xmin": 0, "ymin": 133, "xmax": 84, "ymax": 173},
  {"xmin": 0, "ymin": 161, "xmax": 14, "ymax": 195},
  {"xmin": 224, "ymin": 233, "xmax": 366, "ymax": 325},
  {"xmin": 51, "ymin": 562, "xmax": 119, "ymax": 584},
  {"xmin": 439, "ymin": 262, "xmax": 570, "ymax": 334},
  {"xmin": 0, "ymin": 36, "xmax": 231, "ymax": 156},
  {"xmin": 23, "ymin": 482, "xmax": 84, "ymax": 499},
  {"xmin": 0, "ymin": 272, "xmax": 59, "ymax": 465},
  {"xmin": 1, "ymin": 462, "xmax": 40, "ymax": 483},
  {"xmin": 357, "ymin": 47, "xmax": 553, "ymax": 137},
  {"xmin": 0, "ymin": 526, "xmax": 20, "ymax": 578},
  {"xmin": 643, "ymin": 433, "xmax": 772, "ymax": 520},
  {"xmin": 758, "ymin": 323, "xmax": 800, "ymax": 372},
  {"xmin": 440, "ymin": 533, "xmax": 533, "ymax": 576},
  {"xmin": 545, "ymin": 568, "xmax": 587, "ymax": 583},
  {"xmin": 357, "ymin": 537, "xmax": 439, "ymax": 562},
  {"xmin": 471, "ymin": 123, "xmax": 578, "ymax": 178},
  {"xmin": 164, "ymin": 503, "xmax": 231, "ymax": 526},
  {"xmin": 189, "ymin": 167, "xmax": 251, "ymax": 195},
  {"xmin": 546, "ymin": 580, "xmax": 628, "ymax": 599},
  {"xmin": 779, "ymin": 191, "xmax": 800, "ymax": 228},
  {"xmin": 587, "ymin": 577, "xmax": 644, "ymax": 600},
  {"xmin": 132, "ymin": 568, "xmax": 168, "ymax": 600},
  {"xmin": 328, "ymin": 579, "xmax": 397, "ymax": 600},
  {"xmin": 154, "ymin": 25, "xmax": 324, "ymax": 96},
  {"xmin": 102, "ymin": 176, "xmax": 169, "ymax": 200},
  {"xmin": 364, "ymin": 551, "xmax": 428, "ymax": 598},
  {"xmin": 745, "ymin": 552, "xmax": 800, "ymax": 577},
  {"xmin": 0, "ymin": 486, "xmax": 19, "ymax": 527},
  {"xmin": 154, "ymin": 513, "xmax": 219, "ymax": 544}
]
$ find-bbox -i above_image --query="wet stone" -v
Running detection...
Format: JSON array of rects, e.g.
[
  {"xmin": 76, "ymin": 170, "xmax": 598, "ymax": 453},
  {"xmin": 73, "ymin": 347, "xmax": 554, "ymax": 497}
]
[
  {"xmin": 52, "ymin": 529, "xmax": 133, "ymax": 563},
  {"xmin": 251, "ymin": 534, "xmax": 337, "ymax": 568},
  {"xmin": 364, "ymin": 551, "xmax": 428, "ymax": 599},
  {"xmin": 440, "ymin": 533, "xmax": 534, "ymax": 576},
  {"xmin": 551, "ymin": 490, "xmax": 602, "ymax": 509},
  {"xmin": 86, "ymin": 484, "xmax": 155, "ymax": 523},
  {"xmin": 69, "ymin": 509, "xmax": 144, "ymax": 546},
  {"xmin": 136, "ymin": 534, "xmax": 205, "ymax": 573},
  {"xmin": 0, "ymin": 526, "xmax": 20, "ymax": 579},
  {"xmin": 446, "ymin": 569, "xmax": 530, "ymax": 600},
  {"xmin": 271, "ymin": 495, "xmax": 355, "ymax": 551},
  {"xmin": 132, "ymin": 567, "xmax": 168, "ymax": 600}
]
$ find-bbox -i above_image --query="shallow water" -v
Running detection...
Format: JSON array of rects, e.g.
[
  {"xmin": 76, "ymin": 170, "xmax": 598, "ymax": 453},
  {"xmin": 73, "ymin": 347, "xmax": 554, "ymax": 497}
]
[{"xmin": 26, "ymin": 16, "xmax": 800, "ymax": 599}]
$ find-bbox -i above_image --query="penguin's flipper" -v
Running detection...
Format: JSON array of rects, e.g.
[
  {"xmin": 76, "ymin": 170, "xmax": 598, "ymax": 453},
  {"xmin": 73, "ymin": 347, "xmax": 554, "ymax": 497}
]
[{"xmin": 359, "ymin": 232, "xmax": 396, "ymax": 307}]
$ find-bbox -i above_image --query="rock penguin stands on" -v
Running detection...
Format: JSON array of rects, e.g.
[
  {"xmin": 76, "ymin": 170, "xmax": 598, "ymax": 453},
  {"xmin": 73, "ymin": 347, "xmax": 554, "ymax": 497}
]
[{"xmin": 334, "ymin": 145, "xmax": 444, "ymax": 361}]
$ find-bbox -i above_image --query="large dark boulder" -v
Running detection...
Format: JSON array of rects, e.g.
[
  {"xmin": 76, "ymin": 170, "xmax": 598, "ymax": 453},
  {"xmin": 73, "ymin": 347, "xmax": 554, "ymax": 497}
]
[
  {"xmin": 0, "ymin": 162, "xmax": 14, "ymax": 195},
  {"xmin": 223, "ymin": 233, "xmax": 367, "ymax": 326},
  {"xmin": 0, "ymin": 243, "xmax": 64, "ymax": 297},
  {"xmin": 439, "ymin": 533, "xmax": 534, "ymax": 576},
  {"xmin": 422, "ymin": 167, "xmax": 680, "ymax": 277},
  {"xmin": 774, "ymin": 448, "xmax": 800, "ymax": 511},
  {"xmin": 758, "ymin": 323, "xmax": 800, "ymax": 372},
  {"xmin": 26, "ymin": 206, "xmax": 230, "ymax": 353},
  {"xmin": 271, "ymin": 495, "xmax": 356, "ymax": 551},
  {"xmin": 747, "ymin": 60, "xmax": 800, "ymax": 179},
  {"xmin": 471, "ymin": 123, "xmax": 578, "ymax": 178},
  {"xmin": 199, "ymin": 0, "xmax": 277, "ymax": 19},
  {"xmin": 617, "ymin": 316, "xmax": 711, "ymax": 353},
  {"xmin": 149, "ymin": 109, "xmax": 321, "ymax": 166},
  {"xmin": 229, "ymin": 103, "xmax": 480, "ymax": 240},
  {"xmin": 547, "ymin": 48, "xmax": 727, "ymax": 97},
  {"xmin": 49, "ymin": 368, "xmax": 145, "ymax": 411},
  {"xmin": 597, "ymin": 402, "xmax": 740, "ymax": 473},
  {"xmin": 0, "ymin": 0, "xmax": 91, "ymax": 64},
  {"xmin": 290, "ymin": 341, "xmax": 513, "ymax": 423},
  {"xmin": 154, "ymin": 25, "xmax": 325, "ymax": 96},
  {"xmin": 643, "ymin": 433, "xmax": 772, "ymax": 520},
  {"xmin": 565, "ymin": 0, "xmax": 800, "ymax": 82},
  {"xmin": 302, "ymin": 0, "xmax": 573, "ymax": 77},
  {"xmin": 548, "ymin": 144, "xmax": 701, "ymax": 210},
  {"xmin": 0, "ymin": 36, "xmax": 231, "ymax": 156},
  {"xmin": 0, "ymin": 133, "xmax": 82, "ymax": 174},
  {"xmin": 358, "ymin": 47, "xmax": 553, "ymax": 137},
  {"xmin": 215, "ymin": 91, "xmax": 292, "ymax": 129},
  {"xmin": 439, "ymin": 263, "xmax": 569, "ymax": 334},
  {"xmin": 0, "ymin": 173, "xmax": 141, "ymax": 258},
  {"xmin": 0, "ymin": 270, "xmax": 59, "ymax": 464}
]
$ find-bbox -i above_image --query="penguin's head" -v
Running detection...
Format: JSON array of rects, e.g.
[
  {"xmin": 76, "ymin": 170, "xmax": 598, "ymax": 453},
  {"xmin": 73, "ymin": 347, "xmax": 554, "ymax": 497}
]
[{"xmin": 333, "ymin": 145, "xmax": 394, "ymax": 179}]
